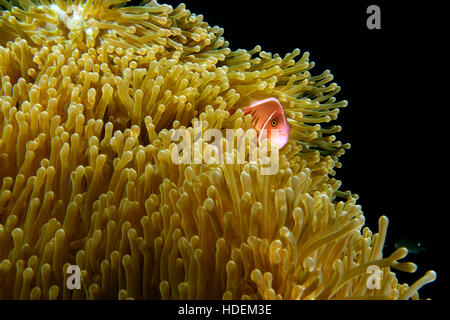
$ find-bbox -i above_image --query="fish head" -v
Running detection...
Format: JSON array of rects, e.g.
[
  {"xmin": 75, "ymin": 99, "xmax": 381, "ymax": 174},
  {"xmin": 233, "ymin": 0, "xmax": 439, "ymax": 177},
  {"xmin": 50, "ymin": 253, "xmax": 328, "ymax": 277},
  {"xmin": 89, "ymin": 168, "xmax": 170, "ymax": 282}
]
[{"xmin": 242, "ymin": 98, "xmax": 291, "ymax": 148}]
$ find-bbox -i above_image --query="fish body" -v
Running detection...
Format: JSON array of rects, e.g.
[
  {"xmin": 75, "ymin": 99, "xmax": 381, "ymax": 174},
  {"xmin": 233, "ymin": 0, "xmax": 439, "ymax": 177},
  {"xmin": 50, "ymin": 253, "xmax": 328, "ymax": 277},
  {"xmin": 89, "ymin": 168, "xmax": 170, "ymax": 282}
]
[
  {"xmin": 230, "ymin": 98, "xmax": 291, "ymax": 148},
  {"xmin": 394, "ymin": 239, "xmax": 427, "ymax": 255}
]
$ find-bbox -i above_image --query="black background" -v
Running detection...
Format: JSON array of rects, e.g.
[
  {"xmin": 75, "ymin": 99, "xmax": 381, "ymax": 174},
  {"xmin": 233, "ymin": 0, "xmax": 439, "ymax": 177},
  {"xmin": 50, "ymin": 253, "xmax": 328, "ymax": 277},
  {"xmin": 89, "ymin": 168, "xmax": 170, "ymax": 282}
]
[{"xmin": 141, "ymin": 0, "xmax": 448, "ymax": 299}]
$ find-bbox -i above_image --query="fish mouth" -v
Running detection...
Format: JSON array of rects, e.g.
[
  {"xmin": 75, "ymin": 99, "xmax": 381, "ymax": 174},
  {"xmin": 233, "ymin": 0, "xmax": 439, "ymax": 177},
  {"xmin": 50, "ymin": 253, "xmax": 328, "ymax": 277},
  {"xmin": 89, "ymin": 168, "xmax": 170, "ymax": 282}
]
[
  {"xmin": 263, "ymin": 133, "xmax": 289, "ymax": 149},
  {"xmin": 257, "ymin": 128, "xmax": 290, "ymax": 149},
  {"xmin": 276, "ymin": 135, "xmax": 289, "ymax": 149}
]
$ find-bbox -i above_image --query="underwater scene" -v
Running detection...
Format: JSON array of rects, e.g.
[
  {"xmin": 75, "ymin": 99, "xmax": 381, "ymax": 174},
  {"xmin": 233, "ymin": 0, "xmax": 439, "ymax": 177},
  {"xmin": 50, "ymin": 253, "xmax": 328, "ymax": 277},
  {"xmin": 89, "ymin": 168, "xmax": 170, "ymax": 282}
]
[{"xmin": 0, "ymin": 0, "xmax": 442, "ymax": 301}]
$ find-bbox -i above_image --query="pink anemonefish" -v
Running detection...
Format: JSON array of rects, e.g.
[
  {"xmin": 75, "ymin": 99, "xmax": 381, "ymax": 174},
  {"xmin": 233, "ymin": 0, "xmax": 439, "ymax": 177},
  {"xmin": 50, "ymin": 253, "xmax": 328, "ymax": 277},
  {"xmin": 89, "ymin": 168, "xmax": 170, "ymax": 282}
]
[{"xmin": 229, "ymin": 98, "xmax": 291, "ymax": 149}]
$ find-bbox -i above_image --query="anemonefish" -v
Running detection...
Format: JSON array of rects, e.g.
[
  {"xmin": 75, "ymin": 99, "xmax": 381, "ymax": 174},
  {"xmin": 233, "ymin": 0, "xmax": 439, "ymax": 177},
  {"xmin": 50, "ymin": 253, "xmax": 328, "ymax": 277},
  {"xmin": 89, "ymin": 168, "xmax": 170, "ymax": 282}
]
[
  {"xmin": 230, "ymin": 98, "xmax": 291, "ymax": 149},
  {"xmin": 394, "ymin": 239, "xmax": 427, "ymax": 255}
]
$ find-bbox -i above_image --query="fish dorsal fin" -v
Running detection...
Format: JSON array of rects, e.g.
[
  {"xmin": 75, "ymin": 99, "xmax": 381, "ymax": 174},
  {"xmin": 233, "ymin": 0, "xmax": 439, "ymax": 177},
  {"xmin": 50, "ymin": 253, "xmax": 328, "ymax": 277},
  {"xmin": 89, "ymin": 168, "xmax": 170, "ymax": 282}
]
[{"xmin": 241, "ymin": 98, "xmax": 283, "ymax": 117}]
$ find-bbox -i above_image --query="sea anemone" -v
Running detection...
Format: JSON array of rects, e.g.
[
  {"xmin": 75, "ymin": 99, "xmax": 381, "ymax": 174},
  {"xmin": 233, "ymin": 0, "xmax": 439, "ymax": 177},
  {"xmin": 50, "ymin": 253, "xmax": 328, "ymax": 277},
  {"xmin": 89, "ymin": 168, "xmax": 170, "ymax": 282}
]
[{"xmin": 0, "ymin": 0, "xmax": 436, "ymax": 300}]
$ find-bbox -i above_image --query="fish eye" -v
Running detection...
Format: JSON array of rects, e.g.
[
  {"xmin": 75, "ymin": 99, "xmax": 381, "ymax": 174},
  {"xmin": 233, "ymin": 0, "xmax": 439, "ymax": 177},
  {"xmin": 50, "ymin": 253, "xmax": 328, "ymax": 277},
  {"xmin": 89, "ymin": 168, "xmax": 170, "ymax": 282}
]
[{"xmin": 271, "ymin": 119, "xmax": 277, "ymax": 127}]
